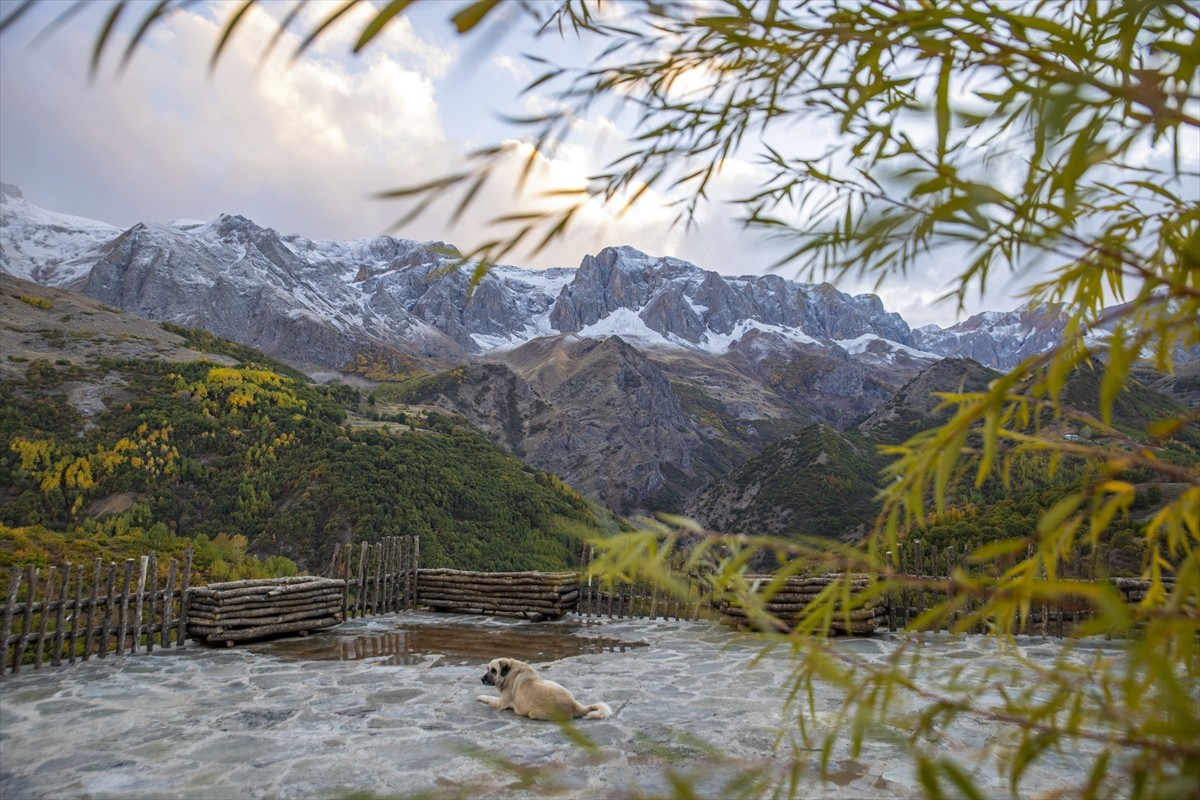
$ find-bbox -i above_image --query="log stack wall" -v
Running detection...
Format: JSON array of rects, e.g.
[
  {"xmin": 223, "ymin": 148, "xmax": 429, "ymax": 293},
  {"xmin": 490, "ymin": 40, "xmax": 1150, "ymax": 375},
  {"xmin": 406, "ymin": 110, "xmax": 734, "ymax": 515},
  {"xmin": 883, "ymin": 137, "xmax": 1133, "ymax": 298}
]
[
  {"xmin": 187, "ymin": 576, "xmax": 345, "ymax": 646},
  {"xmin": 718, "ymin": 574, "xmax": 886, "ymax": 635},
  {"xmin": 418, "ymin": 569, "xmax": 579, "ymax": 620}
]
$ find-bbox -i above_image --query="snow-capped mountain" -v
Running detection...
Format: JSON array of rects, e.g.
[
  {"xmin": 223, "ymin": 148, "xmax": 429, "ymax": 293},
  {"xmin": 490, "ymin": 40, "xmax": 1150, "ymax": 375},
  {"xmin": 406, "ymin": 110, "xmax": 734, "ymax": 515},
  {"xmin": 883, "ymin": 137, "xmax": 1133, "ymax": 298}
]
[
  {"xmin": 912, "ymin": 307, "xmax": 1071, "ymax": 371},
  {"xmin": 0, "ymin": 184, "xmax": 1126, "ymax": 512},
  {"xmin": 0, "ymin": 183, "xmax": 120, "ymax": 284},
  {"xmin": 1, "ymin": 185, "xmax": 946, "ymax": 371}
]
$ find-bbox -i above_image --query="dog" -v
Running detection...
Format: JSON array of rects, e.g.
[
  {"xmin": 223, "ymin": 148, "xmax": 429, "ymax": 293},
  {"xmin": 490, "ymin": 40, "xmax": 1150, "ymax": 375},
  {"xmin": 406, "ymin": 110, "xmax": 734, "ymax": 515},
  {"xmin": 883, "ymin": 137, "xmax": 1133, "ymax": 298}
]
[{"xmin": 478, "ymin": 657, "xmax": 612, "ymax": 720}]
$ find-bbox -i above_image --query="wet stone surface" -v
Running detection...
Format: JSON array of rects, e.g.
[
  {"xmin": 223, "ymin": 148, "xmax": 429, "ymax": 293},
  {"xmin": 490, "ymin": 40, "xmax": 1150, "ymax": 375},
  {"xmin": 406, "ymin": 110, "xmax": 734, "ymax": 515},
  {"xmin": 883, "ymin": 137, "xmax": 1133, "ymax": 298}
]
[
  {"xmin": 0, "ymin": 612, "xmax": 1120, "ymax": 799},
  {"xmin": 257, "ymin": 618, "xmax": 649, "ymax": 666}
]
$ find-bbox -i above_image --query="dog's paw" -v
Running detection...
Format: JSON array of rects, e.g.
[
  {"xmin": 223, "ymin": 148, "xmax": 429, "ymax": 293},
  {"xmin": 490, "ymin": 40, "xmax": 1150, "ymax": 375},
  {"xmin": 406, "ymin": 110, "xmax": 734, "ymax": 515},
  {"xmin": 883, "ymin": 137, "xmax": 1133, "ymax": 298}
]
[{"xmin": 477, "ymin": 695, "xmax": 496, "ymax": 707}]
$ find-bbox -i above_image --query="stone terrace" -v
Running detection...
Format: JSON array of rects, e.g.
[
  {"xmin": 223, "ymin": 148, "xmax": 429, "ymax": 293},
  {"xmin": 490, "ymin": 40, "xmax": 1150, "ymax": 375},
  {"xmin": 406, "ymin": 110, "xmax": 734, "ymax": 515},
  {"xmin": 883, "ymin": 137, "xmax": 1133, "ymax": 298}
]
[{"xmin": 0, "ymin": 612, "xmax": 1118, "ymax": 799}]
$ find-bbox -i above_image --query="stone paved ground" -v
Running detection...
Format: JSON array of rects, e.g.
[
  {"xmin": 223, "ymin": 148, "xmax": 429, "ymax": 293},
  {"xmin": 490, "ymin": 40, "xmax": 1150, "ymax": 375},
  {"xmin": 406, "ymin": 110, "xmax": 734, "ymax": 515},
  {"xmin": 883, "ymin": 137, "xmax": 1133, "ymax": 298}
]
[{"xmin": 0, "ymin": 612, "xmax": 1116, "ymax": 799}]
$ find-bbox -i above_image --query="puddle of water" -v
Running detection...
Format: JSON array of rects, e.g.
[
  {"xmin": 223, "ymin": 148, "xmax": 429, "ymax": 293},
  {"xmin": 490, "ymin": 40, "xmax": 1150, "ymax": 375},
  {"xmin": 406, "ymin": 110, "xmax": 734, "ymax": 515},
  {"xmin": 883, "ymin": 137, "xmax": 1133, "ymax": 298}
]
[
  {"xmin": 253, "ymin": 622, "xmax": 649, "ymax": 667},
  {"xmin": 821, "ymin": 760, "xmax": 869, "ymax": 787}
]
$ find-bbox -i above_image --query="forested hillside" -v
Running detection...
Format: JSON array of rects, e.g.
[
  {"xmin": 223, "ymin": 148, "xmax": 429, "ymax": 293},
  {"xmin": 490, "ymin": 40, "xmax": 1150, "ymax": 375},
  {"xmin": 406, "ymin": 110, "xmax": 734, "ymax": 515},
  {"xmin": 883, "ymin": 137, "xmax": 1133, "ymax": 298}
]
[
  {"xmin": 0, "ymin": 285, "xmax": 607, "ymax": 577},
  {"xmin": 686, "ymin": 424, "xmax": 887, "ymax": 541},
  {"xmin": 685, "ymin": 359, "xmax": 1198, "ymax": 576}
]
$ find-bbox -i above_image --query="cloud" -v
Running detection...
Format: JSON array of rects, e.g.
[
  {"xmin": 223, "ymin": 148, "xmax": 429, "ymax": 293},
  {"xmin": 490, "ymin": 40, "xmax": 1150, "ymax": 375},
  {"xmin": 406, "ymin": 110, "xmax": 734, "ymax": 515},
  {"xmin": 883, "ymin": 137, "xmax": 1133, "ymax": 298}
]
[
  {"xmin": 0, "ymin": 2, "xmax": 1019, "ymax": 327},
  {"xmin": 490, "ymin": 54, "xmax": 531, "ymax": 82},
  {"xmin": 0, "ymin": 4, "xmax": 456, "ymax": 239}
]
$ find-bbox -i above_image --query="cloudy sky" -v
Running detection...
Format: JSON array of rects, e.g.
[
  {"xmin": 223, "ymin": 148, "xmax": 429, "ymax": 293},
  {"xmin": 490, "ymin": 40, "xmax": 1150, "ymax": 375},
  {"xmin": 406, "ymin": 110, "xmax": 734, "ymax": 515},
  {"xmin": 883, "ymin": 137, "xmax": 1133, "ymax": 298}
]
[{"xmin": 0, "ymin": 1, "xmax": 1046, "ymax": 327}]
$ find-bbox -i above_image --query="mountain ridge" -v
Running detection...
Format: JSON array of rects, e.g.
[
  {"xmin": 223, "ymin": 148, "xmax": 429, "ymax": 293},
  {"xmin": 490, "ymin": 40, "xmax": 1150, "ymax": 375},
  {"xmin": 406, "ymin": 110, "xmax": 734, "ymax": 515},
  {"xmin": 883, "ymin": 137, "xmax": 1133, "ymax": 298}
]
[{"xmin": 5, "ymin": 183, "xmax": 1187, "ymax": 515}]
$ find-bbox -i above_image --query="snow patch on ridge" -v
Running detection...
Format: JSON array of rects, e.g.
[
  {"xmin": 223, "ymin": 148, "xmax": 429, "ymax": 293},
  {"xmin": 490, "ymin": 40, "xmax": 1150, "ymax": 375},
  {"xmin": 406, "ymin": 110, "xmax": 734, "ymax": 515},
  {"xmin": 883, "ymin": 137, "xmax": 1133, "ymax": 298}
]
[{"xmin": 836, "ymin": 334, "xmax": 938, "ymax": 362}]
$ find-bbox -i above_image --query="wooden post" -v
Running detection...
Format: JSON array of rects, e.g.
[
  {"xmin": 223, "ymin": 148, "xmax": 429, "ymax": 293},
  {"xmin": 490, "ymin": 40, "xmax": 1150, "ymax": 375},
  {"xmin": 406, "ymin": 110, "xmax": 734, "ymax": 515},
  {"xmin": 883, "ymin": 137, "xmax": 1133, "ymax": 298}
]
[
  {"xmin": 380, "ymin": 538, "xmax": 390, "ymax": 613},
  {"xmin": 1055, "ymin": 553, "xmax": 1065, "ymax": 638},
  {"xmin": 52, "ymin": 564, "xmax": 71, "ymax": 667},
  {"xmin": 341, "ymin": 545, "xmax": 351, "ymax": 617},
  {"xmin": 147, "ymin": 552, "xmax": 159, "ymax": 652},
  {"xmin": 1071, "ymin": 543, "xmax": 1082, "ymax": 633},
  {"xmin": 34, "ymin": 566, "xmax": 57, "ymax": 670},
  {"xmin": 606, "ymin": 572, "xmax": 614, "ymax": 620},
  {"xmin": 960, "ymin": 544, "xmax": 969, "ymax": 633},
  {"xmin": 407, "ymin": 537, "xmax": 416, "ymax": 610},
  {"xmin": 898, "ymin": 545, "xmax": 909, "ymax": 628},
  {"xmin": 411, "ymin": 537, "xmax": 420, "ymax": 610},
  {"xmin": 579, "ymin": 546, "xmax": 589, "ymax": 618},
  {"xmin": 398, "ymin": 537, "xmax": 406, "ymax": 610},
  {"xmin": 389, "ymin": 537, "xmax": 399, "ymax": 612},
  {"xmin": 1039, "ymin": 559, "xmax": 1049, "ymax": 636},
  {"xmin": 177, "ymin": 547, "xmax": 192, "ymax": 647},
  {"xmin": 929, "ymin": 545, "xmax": 940, "ymax": 631},
  {"xmin": 132, "ymin": 555, "xmax": 149, "ymax": 654},
  {"xmin": 68, "ymin": 564, "xmax": 83, "ymax": 664},
  {"xmin": 393, "ymin": 537, "xmax": 402, "ymax": 611},
  {"xmin": 2, "ymin": 567, "xmax": 22, "ymax": 677},
  {"xmin": 373, "ymin": 542, "xmax": 384, "ymax": 615},
  {"xmin": 162, "ymin": 559, "xmax": 176, "ymax": 648},
  {"xmin": 14, "ymin": 565, "xmax": 37, "ymax": 674},
  {"xmin": 328, "ymin": 543, "xmax": 342, "ymax": 580},
  {"xmin": 942, "ymin": 545, "xmax": 951, "ymax": 631},
  {"xmin": 116, "ymin": 559, "xmax": 133, "ymax": 656},
  {"xmin": 913, "ymin": 541, "xmax": 925, "ymax": 625},
  {"xmin": 356, "ymin": 544, "xmax": 368, "ymax": 618},
  {"xmin": 884, "ymin": 550, "xmax": 895, "ymax": 632},
  {"xmin": 98, "ymin": 563, "xmax": 116, "ymax": 658},
  {"xmin": 84, "ymin": 559, "xmax": 101, "ymax": 661}
]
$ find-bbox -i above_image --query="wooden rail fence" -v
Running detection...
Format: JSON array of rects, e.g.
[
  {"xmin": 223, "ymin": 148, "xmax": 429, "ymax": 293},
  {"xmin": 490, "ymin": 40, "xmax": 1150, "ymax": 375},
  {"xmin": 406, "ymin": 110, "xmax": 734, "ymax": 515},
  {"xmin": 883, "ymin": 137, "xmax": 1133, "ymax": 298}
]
[
  {"xmin": 3, "ymin": 534, "xmax": 1176, "ymax": 677},
  {"xmin": 575, "ymin": 546, "xmax": 717, "ymax": 622},
  {"xmin": 326, "ymin": 536, "xmax": 420, "ymax": 618},
  {"xmin": 2, "ymin": 548, "xmax": 192, "ymax": 679},
  {"xmin": 882, "ymin": 539, "xmax": 1171, "ymax": 635}
]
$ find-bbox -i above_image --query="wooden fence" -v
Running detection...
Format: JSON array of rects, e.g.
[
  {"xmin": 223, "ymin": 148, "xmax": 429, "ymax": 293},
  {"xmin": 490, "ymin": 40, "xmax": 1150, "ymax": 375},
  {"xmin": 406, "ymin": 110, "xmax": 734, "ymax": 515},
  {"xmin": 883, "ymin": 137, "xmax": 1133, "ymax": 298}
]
[
  {"xmin": 326, "ymin": 536, "xmax": 420, "ymax": 618},
  {"xmin": 417, "ymin": 569, "xmax": 578, "ymax": 620},
  {"xmin": 2, "ymin": 535, "xmax": 421, "ymax": 678},
  {"xmin": 2, "ymin": 533, "xmax": 1170, "ymax": 677},
  {"xmin": 881, "ymin": 539, "xmax": 1168, "ymax": 635},
  {"xmin": 574, "ymin": 546, "xmax": 717, "ymax": 622},
  {"xmin": 2, "ymin": 549, "xmax": 192, "ymax": 679},
  {"xmin": 572, "ymin": 540, "xmax": 1169, "ymax": 636}
]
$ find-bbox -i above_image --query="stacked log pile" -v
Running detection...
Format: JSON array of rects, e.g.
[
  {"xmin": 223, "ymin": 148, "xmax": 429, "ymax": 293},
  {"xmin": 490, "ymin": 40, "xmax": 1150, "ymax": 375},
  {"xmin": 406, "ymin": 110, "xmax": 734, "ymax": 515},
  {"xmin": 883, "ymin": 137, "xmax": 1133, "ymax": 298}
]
[
  {"xmin": 188, "ymin": 577, "xmax": 345, "ymax": 646},
  {"xmin": 1112, "ymin": 577, "xmax": 1179, "ymax": 604},
  {"xmin": 418, "ymin": 569, "xmax": 579, "ymax": 621},
  {"xmin": 720, "ymin": 574, "xmax": 885, "ymax": 635}
]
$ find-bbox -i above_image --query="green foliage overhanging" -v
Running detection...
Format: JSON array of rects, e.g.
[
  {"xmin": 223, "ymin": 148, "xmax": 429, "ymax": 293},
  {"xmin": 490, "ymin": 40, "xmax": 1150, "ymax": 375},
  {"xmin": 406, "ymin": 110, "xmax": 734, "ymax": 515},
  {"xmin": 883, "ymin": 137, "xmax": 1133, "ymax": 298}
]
[{"xmin": 7, "ymin": 1, "xmax": 1198, "ymax": 797}]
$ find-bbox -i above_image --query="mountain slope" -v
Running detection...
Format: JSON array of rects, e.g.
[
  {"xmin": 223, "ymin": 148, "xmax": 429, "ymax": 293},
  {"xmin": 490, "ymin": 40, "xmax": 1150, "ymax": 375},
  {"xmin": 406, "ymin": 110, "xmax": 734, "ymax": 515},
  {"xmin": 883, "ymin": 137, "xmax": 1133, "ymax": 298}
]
[
  {"xmin": 5, "ymin": 184, "xmax": 1164, "ymax": 515},
  {"xmin": 0, "ymin": 275, "xmax": 604, "ymax": 572},
  {"xmin": 685, "ymin": 355, "xmax": 1198, "ymax": 549},
  {"xmin": 685, "ymin": 424, "xmax": 887, "ymax": 540}
]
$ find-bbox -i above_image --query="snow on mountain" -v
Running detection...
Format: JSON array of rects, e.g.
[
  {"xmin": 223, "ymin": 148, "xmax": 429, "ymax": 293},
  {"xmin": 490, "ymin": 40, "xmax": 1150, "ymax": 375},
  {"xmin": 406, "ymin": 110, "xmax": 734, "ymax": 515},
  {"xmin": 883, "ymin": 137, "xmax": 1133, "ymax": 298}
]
[
  {"xmin": 911, "ymin": 305, "xmax": 1069, "ymax": 370},
  {"xmin": 0, "ymin": 182, "xmax": 1100, "ymax": 376},
  {"xmin": 835, "ymin": 334, "xmax": 941, "ymax": 369},
  {"xmin": 0, "ymin": 183, "xmax": 120, "ymax": 282}
]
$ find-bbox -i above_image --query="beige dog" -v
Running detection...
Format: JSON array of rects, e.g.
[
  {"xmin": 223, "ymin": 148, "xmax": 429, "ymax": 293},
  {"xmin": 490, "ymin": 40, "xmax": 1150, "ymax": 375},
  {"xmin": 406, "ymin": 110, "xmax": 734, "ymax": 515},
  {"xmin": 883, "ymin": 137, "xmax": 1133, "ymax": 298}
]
[{"xmin": 478, "ymin": 658, "xmax": 612, "ymax": 720}]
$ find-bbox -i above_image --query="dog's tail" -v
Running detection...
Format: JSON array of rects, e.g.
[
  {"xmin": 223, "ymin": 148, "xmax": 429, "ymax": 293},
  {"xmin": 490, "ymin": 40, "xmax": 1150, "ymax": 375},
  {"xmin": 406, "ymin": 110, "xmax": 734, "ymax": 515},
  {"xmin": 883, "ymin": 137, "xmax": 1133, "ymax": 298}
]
[{"xmin": 582, "ymin": 702, "xmax": 612, "ymax": 720}]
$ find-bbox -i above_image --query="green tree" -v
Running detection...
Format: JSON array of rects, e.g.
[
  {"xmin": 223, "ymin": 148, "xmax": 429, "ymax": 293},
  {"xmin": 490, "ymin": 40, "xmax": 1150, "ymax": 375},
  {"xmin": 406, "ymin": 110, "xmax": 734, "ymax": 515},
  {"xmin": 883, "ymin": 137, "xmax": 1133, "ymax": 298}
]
[{"xmin": 9, "ymin": 1, "xmax": 1197, "ymax": 797}]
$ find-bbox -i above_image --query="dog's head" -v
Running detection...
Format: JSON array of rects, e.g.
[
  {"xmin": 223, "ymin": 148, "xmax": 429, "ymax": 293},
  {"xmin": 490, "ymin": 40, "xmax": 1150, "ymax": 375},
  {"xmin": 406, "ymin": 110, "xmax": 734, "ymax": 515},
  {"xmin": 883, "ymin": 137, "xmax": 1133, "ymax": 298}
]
[{"xmin": 481, "ymin": 657, "xmax": 527, "ymax": 689}]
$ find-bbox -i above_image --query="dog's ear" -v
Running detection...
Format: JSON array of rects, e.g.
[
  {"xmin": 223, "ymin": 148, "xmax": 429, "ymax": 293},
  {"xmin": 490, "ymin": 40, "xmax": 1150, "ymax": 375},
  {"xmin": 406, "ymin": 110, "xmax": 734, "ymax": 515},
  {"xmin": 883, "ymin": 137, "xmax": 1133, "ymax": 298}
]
[{"xmin": 499, "ymin": 659, "xmax": 510, "ymax": 677}]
